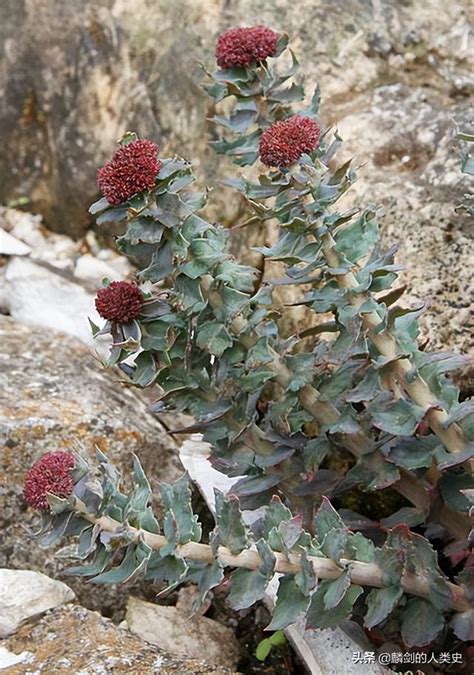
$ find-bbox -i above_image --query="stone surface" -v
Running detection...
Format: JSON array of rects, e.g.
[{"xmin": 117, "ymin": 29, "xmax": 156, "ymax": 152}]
[
  {"xmin": 3, "ymin": 605, "xmax": 237, "ymax": 674},
  {"xmin": 3, "ymin": 256, "xmax": 104, "ymax": 349},
  {"xmin": 0, "ymin": 229, "xmax": 31, "ymax": 256},
  {"xmin": 0, "ymin": 0, "xmax": 159, "ymax": 238},
  {"xmin": 0, "ymin": 207, "xmax": 78, "ymax": 265},
  {"xmin": 0, "ymin": 646, "xmax": 34, "ymax": 669},
  {"xmin": 0, "ymin": 314, "xmax": 182, "ymax": 618},
  {"xmin": 126, "ymin": 596, "xmax": 241, "ymax": 670},
  {"xmin": 0, "ymin": 207, "xmax": 134, "ymax": 352},
  {"xmin": 0, "ymin": 569, "xmax": 75, "ymax": 638},
  {"xmin": 1, "ymin": 207, "xmax": 131, "ymax": 280}
]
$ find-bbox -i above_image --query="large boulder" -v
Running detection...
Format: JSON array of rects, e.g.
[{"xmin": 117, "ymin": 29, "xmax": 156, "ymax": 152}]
[
  {"xmin": 0, "ymin": 314, "xmax": 182, "ymax": 617},
  {"xmin": 0, "ymin": 569, "xmax": 75, "ymax": 638},
  {"xmin": 0, "ymin": 0, "xmax": 159, "ymax": 237},
  {"xmin": 2, "ymin": 605, "xmax": 237, "ymax": 674}
]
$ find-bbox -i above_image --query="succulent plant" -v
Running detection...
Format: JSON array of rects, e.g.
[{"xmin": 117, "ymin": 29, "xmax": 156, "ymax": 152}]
[{"xmin": 26, "ymin": 28, "xmax": 473, "ymax": 654}]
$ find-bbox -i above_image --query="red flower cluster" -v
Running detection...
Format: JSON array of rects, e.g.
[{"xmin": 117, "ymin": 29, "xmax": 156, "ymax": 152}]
[
  {"xmin": 259, "ymin": 115, "xmax": 321, "ymax": 168},
  {"xmin": 95, "ymin": 280, "xmax": 144, "ymax": 323},
  {"xmin": 97, "ymin": 139, "xmax": 162, "ymax": 206},
  {"xmin": 23, "ymin": 451, "xmax": 75, "ymax": 511},
  {"xmin": 216, "ymin": 26, "xmax": 279, "ymax": 69}
]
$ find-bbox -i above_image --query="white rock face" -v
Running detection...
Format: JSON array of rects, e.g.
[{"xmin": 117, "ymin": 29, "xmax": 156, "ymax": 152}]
[
  {"xmin": 0, "ymin": 229, "xmax": 31, "ymax": 256},
  {"xmin": 0, "ymin": 208, "xmax": 133, "ymax": 355},
  {"xmin": 125, "ymin": 596, "xmax": 241, "ymax": 670},
  {"xmin": 0, "ymin": 569, "xmax": 75, "ymax": 638},
  {"xmin": 3, "ymin": 257, "xmax": 105, "ymax": 351},
  {"xmin": 0, "ymin": 646, "xmax": 34, "ymax": 669},
  {"xmin": 74, "ymin": 253, "xmax": 126, "ymax": 285}
]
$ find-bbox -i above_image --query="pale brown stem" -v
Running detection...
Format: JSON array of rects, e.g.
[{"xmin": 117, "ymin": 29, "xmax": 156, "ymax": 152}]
[
  {"xmin": 74, "ymin": 500, "xmax": 471, "ymax": 612},
  {"xmin": 199, "ymin": 276, "xmax": 471, "ymax": 540}
]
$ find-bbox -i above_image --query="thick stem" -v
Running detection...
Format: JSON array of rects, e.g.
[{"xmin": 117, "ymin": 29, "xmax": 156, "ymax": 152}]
[
  {"xmin": 74, "ymin": 501, "xmax": 471, "ymax": 612},
  {"xmin": 199, "ymin": 276, "xmax": 471, "ymax": 540},
  {"xmin": 321, "ymin": 232, "xmax": 469, "ymax": 457}
]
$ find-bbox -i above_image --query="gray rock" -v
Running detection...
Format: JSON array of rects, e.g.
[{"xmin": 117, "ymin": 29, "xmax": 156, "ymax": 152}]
[
  {"xmin": 0, "ymin": 569, "xmax": 75, "ymax": 638},
  {"xmin": 126, "ymin": 596, "xmax": 241, "ymax": 670},
  {"xmin": 3, "ymin": 256, "xmax": 103, "ymax": 349},
  {"xmin": 0, "ymin": 229, "xmax": 31, "ymax": 256},
  {"xmin": 3, "ymin": 605, "xmax": 237, "ymax": 674},
  {"xmin": 0, "ymin": 0, "xmax": 159, "ymax": 238},
  {"xmin": 0, "ymin": 314, "xmax": 181, "ymax": 618}
]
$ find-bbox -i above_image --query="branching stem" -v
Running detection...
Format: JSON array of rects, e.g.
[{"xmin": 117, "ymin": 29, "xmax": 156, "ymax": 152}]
[
  {"xmin": 320, "ymin": 232, "xmax": 470, "ymax": 459},
  {"xmin": 74, "ymin": 500, "xmax": 471, "ymax": 612},
  {"xmin": 199, "ymin": 276, "xmax": 471, "ymax": 540}
]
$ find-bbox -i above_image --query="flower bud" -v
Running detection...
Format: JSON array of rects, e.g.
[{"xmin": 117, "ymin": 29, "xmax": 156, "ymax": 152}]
[
  {"xmin": 97, "ymin": 139, "xmax": 162, "ymax": 206},
  {"xmin": 216, "ymin": 26, "xmax": 279, "ymax": 69},
  {"xmin": 259, "ymin": 115, "xmax": 321, "ymax": 168},
  {"xmin": 95, "ymin": 281, "xmax": 144, "ymax": 323},
  {"xmin": 24, "ymin": 451, "xmax": 75, "ymax": 511}
]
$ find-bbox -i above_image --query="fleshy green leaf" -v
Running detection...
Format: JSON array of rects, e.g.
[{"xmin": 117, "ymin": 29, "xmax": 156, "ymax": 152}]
[
  {"xmin": 214, "ymin": 492, "xmax": 249, "ymax": 555},
  {"xmin": 228, "ymin": 567, "xmax": 269, "ymax": 611},
  {"xmin": 160, "ymin": 475, "xmax": 202, "ymax": 546},
  {"xmin": 306, "ymin": 583, "xmax": 363, "ymax": 630},
  {"xmin": 401, "ymin": 599, "xmax": 445, "ymax": 647},
  {"xmin": 323, "ymin": 569, "xmax": 351, "ymax": 610},
  {"xmin": 370, "ymin": 395, "xmax": 425, "ymax": 436},
  {"xmin": 196, "ymin": 321, "xmax": 233, "ymax": 357},
  {"xmin": 451, "ymin": 610, "xmax": 474, "ymax": 641},
  {"xmin": 364, "ymin": 586, "xmax": 403, "ymax": 629},
  {"xmin": 266, "ymin": 575, "xmax": 309, "ymax": 630}
]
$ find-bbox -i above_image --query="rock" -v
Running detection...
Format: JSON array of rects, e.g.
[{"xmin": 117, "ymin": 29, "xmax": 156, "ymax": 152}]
[
  {"xmin": 0, "ymin": 569, "xmax": 75, "ymax": 638},
  {"xmin": 0, "ymin": 207, "xmax": 78, "ymax": 266},
  {"xmin": 0, "ymin": 0, "xmax": 159, "ymax": 238},
  {"xmin": 289, "ymin": 614, "xmax": 388, "ymax": 675},
  {"xmin": 0, "ymin": 207, "xmax": 134, "ymax": 351},
  {"xmin": 3, "ymin": 605, "xmax": 237, "ymax": 674},
  {"xmin": 0, "ymin": 314, "xmax": 181, "ymax": 618},
  {"xmin": 74, "ymin": 252, "xmax": 126, "ymax": 284},
  {"xmin": 3, "ymin": 256, "xmax": 103, "ymax": 349},
  {"xmin": 0, "ymin": 0, "xmax": 470, "ymax": 237},
  {"xmin": 0, "ymin": 646, "xmax": 34, "ymax": 669},
  {"xmin": 126, "ymin": 596, "xmax": 241, "ymax": 670},
  {"xmin": 0, "ymin": 229, "xmax": 31, "ymax": 256}
]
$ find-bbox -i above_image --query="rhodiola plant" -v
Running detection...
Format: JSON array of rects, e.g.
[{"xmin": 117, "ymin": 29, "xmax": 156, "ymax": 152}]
[{"xmin": 25, "ymin": 27, "xmax": 473, "ymax": 655}]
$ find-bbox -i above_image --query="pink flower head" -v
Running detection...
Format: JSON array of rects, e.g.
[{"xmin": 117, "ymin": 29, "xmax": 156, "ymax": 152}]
[
  {"xmin": 95, "ymin": 280, "xmax": 144, "ymax": 323},
  {"xmin": 97, "ymin": 139, "xmax": 162, "ymax": 206},
  {"xmin": 259, "ymin": 115, "xmax": 321, "ymax": 168},
  {"xmin": 216, "ymin": 26, "xmax": 280, "ymax": 69},
  {"xmin": 24, "ymin": 451, "xmax": 76, "ymax": 511}
]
